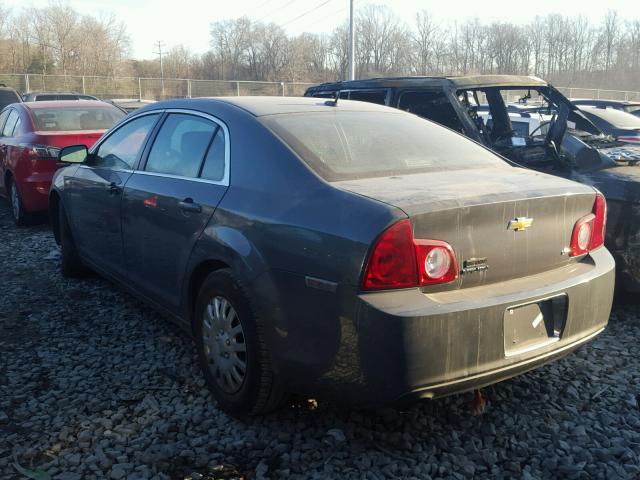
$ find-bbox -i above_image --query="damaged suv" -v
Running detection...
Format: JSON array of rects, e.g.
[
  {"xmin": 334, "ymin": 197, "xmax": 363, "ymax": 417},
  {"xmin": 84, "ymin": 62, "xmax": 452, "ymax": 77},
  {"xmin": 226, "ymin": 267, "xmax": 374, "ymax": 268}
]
[{"xmin": 306, "ymin": 76, "xmax": 640, "ymax": 290}]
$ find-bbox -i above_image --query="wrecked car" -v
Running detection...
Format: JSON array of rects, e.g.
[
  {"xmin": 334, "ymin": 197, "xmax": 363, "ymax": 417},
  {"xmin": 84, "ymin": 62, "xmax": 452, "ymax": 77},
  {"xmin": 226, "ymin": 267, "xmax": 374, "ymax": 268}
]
[{"xmin": 305, "ymin": 76, "xmax": 640, "ymax": 290}]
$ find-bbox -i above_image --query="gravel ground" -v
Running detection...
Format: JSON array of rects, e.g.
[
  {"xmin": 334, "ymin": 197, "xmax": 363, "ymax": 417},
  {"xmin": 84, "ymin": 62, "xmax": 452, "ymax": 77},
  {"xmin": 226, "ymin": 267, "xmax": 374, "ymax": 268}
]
[{"xmin": 0, "ymin": 198, "xmax": 639, "ymax": 480}]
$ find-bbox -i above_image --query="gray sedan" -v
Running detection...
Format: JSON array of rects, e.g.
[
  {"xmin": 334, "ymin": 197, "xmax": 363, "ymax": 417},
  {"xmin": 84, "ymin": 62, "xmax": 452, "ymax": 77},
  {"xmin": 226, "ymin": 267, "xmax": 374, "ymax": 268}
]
[{"xmin": 49, "ymin": 97, "xmax": 615, "ymax": 415}]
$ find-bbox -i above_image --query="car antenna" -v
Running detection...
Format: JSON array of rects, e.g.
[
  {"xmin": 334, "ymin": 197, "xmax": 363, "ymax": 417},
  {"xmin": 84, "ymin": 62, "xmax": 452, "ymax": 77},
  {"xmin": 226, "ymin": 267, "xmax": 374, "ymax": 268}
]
[{"xmin": 325, "ymin": 91, "xmax": 339, "ymax": 107}]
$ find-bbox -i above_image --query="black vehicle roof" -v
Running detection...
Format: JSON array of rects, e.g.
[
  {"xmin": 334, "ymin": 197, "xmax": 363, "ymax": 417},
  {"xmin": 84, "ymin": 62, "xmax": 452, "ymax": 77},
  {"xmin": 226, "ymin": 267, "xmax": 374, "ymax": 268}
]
[
  {"xmin": 306, "ymin": 74, "xmax": 548, "ymax": 92},
  {"xmin": 136, "ymin": 96, "xmax": 396, "ymax": 117}
]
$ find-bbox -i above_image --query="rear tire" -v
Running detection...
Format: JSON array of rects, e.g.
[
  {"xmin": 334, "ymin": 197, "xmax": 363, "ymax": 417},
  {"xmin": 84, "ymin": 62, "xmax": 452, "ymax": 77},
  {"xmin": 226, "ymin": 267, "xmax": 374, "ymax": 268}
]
[
  {"xmin": 193, "ymin": 269, "xmax": 288, "ymax": 416},
  {"xmin": 8, "ymin": 178, "xmax": 31, "ymax": 226},
  {"xmin": 58, "ymin": 202, "xmax": 88, "ymax": 277}
]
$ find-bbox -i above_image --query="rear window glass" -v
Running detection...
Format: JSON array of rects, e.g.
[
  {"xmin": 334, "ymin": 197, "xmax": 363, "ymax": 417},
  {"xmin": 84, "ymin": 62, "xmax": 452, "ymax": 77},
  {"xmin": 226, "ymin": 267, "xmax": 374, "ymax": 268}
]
[
  {"xmin": 31, "ymin": 106, "xmax": 124, "ymax": 131},
  {"xmin": 348, "ymin": 90, "xmax": 387, "ymax": 105},
  {"xmin": 35, "ymin": 95, "xmax": 61, "ymax": 101},
  {"xmin": 262, "ymin": 111, "xmax": 506, "ymax": 181},
  {"xmin": 0, "ymin": 89, "xmax": 20, "ymax": 109}
]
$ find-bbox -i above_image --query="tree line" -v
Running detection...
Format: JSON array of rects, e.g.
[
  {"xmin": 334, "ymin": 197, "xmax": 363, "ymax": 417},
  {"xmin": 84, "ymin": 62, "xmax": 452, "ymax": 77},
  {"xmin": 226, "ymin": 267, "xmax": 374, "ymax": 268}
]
[
  {"xmin": 0, "ymin": 3, "xmax": 639, "ymax": 91},
  {"xmin": 0, "ymin": 3, "xmax": 129, "ymax": 77}
]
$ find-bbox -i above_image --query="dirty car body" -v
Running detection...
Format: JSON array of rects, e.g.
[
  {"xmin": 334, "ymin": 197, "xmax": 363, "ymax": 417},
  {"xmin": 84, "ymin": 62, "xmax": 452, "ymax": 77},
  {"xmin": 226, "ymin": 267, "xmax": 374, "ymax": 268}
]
[
  {"xmin": 50, "ymin": 97, "xmax": 613, "ymax": 411},
  {"xmin": 306, "ymin": 76, "xmax": 640, "ymax": 290}
]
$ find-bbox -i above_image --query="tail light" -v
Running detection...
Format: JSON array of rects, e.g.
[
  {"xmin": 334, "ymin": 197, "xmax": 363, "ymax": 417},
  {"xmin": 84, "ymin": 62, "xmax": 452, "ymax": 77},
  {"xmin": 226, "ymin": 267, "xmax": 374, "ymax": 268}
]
[
  {"xmin": 21, "ymin": 144, "xmax": 61, "ymax": 160},
  {"xmin": 570, "ymin": 193, "xmax": 606, "ymax": 257},
  {"xmin": 362, "ymin": 219, "xmax": 458, "ymax": 290}
]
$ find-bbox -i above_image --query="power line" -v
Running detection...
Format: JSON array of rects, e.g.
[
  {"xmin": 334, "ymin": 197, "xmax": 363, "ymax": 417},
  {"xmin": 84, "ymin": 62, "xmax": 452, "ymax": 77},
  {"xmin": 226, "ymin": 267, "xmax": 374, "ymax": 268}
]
[
  {"xmin": 257, "ymin": 0, "xmax": 301, "ymax": 23},
  {"xmin": 280, "ymin": 0, "xmax": 334, "ymax": 28},
  {"xmin": 254, "ymin": 0, "xmax": 277, "ymax": 10},
  {"xmin": 293, "ymin": 0, "xmax": 359, "ymax": 32},
  {"xmin": 250, "ymin": 0, "xmax": 281, "ymax": 19}
]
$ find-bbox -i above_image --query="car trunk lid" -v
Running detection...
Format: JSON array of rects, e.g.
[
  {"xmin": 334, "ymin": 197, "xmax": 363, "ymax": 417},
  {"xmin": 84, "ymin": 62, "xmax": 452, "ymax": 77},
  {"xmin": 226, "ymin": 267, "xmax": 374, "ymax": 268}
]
[
  {"xmin": 32, "ymin": 130, "xmax": 105, "ymax": 149},
  {"xmin": 335, "ymin": 166, "xmax": 598, "ymax": 289}
]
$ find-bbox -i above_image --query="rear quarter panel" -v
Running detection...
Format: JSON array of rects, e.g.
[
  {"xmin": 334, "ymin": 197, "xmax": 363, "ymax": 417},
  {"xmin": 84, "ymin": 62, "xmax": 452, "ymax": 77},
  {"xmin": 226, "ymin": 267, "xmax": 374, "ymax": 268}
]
[{"xmin": 182, "ymin": 104, "xmax": 404, "ymax": 378}]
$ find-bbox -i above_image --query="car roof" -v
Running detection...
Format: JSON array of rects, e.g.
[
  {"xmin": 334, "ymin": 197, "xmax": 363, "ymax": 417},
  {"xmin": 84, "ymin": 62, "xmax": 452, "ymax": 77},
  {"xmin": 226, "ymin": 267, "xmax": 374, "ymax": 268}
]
[
  {"xmin": 306, "ymin": 74, "xmax": 548, "ymax": 92},
  {"xmin": 23, "ymin": 100, "xmax": 117, "ymax": 109},
  {"xmin": 140, "ymin": 96, "xmax": 398, "ymax": 117}
]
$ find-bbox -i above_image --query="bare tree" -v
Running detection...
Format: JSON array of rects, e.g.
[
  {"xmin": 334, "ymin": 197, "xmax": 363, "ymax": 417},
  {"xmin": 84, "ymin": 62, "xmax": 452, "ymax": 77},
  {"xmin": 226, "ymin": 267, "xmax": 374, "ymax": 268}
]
[{"xmin": 413, "ymin": 11, "xmax": 438, "ymax": 75}]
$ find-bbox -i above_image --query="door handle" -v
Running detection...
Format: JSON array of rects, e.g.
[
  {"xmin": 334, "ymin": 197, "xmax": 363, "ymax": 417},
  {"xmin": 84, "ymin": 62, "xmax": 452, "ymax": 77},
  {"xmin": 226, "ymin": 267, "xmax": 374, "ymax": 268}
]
[
  {"xmin": 108, "ymin": 182, "xmax": 121, "ymax": 195},
  {"xmin": 178, "ymin": 198, "xmax": 202, "ymax": 213}
]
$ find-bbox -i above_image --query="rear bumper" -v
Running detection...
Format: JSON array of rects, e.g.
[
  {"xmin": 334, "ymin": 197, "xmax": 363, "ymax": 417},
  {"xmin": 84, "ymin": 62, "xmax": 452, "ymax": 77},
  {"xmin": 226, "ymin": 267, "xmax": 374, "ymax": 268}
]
[
  {"xmin": 396, "ymin": 326, "xmax": 603, "ymax": 403},
  {"xmin": 268, "ymin": 247, "xmax": 615, "ymax": 405},
  {"xmin": 351, "ymin": 247, "xmax": 614, "ymax": 404},
  {"xmin": 18, "ymin": 170, "xmax": 56, "ymax": 212}
]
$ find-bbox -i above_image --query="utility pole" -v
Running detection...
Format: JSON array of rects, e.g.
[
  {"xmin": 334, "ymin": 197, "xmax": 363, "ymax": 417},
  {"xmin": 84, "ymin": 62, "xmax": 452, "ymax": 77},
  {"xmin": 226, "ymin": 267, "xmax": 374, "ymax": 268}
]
[
  {"xmin": 154, "ymin": 40, "xmax": 166, "ymax": 98},
  {"xmin": 348, "ymin": 0, "xmax": 355, "ymax": 80}
]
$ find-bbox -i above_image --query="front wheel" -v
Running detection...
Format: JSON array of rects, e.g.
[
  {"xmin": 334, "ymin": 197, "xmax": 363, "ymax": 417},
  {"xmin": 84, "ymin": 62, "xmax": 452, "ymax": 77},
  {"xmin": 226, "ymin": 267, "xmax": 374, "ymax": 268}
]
[{"xmin": 193, "ymin": 269, "xmax": 287, "ymax": 416}]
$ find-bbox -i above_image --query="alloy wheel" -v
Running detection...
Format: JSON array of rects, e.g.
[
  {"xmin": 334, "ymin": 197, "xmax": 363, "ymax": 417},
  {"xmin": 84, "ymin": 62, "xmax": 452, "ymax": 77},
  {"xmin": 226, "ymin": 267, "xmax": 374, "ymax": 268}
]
[{"xmin": 201, "ymin": 296, "xmax": 247, "ymax": 394}]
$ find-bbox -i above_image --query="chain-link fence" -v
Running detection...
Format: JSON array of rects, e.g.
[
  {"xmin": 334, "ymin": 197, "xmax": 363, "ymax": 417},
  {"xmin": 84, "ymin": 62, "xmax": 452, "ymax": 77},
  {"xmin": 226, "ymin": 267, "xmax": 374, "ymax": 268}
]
[
  {"xmin": 0, "ymin": 74, "xmax": 315, "ymax": 100},
  {"xmin": 1, "ymin": 73, "xmax": 639, "ymax": 102}
]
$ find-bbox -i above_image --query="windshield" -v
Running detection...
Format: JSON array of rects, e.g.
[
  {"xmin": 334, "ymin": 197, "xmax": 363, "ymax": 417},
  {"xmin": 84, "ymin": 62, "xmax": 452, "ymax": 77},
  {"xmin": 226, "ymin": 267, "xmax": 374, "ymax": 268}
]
[
  {"xmin": 31, "ymin": 106, "xmax": 124, "ymax": 131},
  {"xmin": 0, "ymin": 89, "xmax": 20, "ymax": 109},
  {"xmin": 262, "ymin": 111, "xmax": 507, "ymax": 181},
  {"xmin": 581, "ymin": 107, "xmax": 640, "ymax": 129},
  {"xmin": 624, "ymin": 105, "xmax": 640, "ymax": 114}
]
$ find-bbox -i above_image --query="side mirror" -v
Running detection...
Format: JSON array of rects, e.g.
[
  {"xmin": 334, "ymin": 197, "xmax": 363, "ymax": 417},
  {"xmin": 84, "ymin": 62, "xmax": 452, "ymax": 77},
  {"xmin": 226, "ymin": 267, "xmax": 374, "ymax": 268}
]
[{"xmin": 59, "ymin": 145, "xmax": 88, "ymax": 164}]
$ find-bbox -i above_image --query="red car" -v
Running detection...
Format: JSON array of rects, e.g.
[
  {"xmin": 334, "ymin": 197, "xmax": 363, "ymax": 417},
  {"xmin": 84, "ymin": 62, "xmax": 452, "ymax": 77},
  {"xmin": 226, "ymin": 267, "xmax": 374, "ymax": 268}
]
[{"xmin": 0, "ymin": 100, "xmax": 124, "ymax": 224}]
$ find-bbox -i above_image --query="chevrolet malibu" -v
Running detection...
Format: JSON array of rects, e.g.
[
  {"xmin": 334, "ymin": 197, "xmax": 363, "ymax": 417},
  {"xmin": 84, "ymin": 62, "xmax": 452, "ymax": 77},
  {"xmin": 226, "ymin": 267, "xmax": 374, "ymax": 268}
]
[{"xmin": 49, "ymin": 97, "xmax": 615, "ymax": 415}]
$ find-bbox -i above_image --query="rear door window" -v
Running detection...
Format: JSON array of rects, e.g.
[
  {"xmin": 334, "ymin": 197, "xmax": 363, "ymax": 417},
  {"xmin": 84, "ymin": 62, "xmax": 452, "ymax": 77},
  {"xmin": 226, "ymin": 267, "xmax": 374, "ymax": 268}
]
[
  {"xmin": 145, "ymin": 113, "xmax": 217, "ymax": 178},
  {"xmin": 200, "ymin": 128, "xmax": 226, "ymax": 182},
  {"xmin": 0, "ymin": 110, "xmax": 9, "ymax": 134},
  {"xmin": 398, "ymin": 91, "xmax": 465, "ymax": 133},
  {"xmin": 2, "ymin": 110, "xmax": 19, "ymax": 137}
]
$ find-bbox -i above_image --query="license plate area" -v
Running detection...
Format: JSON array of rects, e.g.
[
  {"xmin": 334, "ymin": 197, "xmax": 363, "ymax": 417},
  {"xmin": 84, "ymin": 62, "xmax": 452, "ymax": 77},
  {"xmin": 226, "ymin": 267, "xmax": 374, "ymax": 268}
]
[{"xmin": 504, "ymin": 295, "xmax": 568, "ymax": 357}]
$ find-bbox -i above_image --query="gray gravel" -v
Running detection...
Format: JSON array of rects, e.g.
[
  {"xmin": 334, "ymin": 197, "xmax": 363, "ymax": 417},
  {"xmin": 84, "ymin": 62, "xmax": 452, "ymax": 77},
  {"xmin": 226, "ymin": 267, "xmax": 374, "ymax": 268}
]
[{"xmin": 0, "ymin": 198, "xmax": 639, "ymax": 480}]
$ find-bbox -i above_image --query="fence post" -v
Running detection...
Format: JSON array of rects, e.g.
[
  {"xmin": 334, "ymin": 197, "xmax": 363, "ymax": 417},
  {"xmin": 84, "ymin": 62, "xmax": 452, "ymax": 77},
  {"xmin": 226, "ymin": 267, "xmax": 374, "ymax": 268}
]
[
  {"xmin": 187, "ymin": 79, "xmax": 192, "ymax": 98},
  {"xmin": 597, "ymin": 89, "xmax": 601, "ymax": 99},
  {"xmin": 138, "ymin": 77, "xmax": 142, "ymax": 101},
  {"xmin": 236, "ymin": 81, "xmax": 240, "ymax": 96},
  {"xmin": 568, "ymin": 88, "xmax": 573, "ymax": 99},
  {"xmin": 281, "ymin": 82, "xmax": 285, "ymax": 96},
  {"xmin": 81, "ymin": 76, "xmax": 86, "ymax": 94},
  {"xmin": 24, "ymin": 74, "xmax": 30, "ymax": 93}
]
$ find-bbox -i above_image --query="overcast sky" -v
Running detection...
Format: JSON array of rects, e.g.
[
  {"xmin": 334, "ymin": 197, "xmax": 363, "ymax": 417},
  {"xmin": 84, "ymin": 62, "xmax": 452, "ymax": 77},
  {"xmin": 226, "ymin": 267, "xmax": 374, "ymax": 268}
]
[{"xmin": 4, "ymin": 0, "xmax": 639, "ymax": 59}]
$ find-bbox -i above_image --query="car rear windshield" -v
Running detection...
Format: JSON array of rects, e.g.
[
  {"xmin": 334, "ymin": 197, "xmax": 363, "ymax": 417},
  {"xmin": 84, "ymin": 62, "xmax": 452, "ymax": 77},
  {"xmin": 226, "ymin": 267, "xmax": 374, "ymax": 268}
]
[
  {"xmin": 262, "ymin": 111, "xmax": 506, "ymax": 181},
  {"xmin": 31, "ymin": 106, "xmax": 124, "ymax": 131},
  {"xmin": 0, "ymin": 89, "xmax": 20, "ymax": 108}
]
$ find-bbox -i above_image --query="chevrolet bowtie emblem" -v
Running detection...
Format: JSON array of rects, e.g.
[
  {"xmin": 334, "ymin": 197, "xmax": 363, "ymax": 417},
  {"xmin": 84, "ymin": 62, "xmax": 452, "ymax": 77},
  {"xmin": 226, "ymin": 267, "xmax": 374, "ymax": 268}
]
[{"xmin": 508, "ymin": 217, "xmax": 533, "ymax": 231}]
